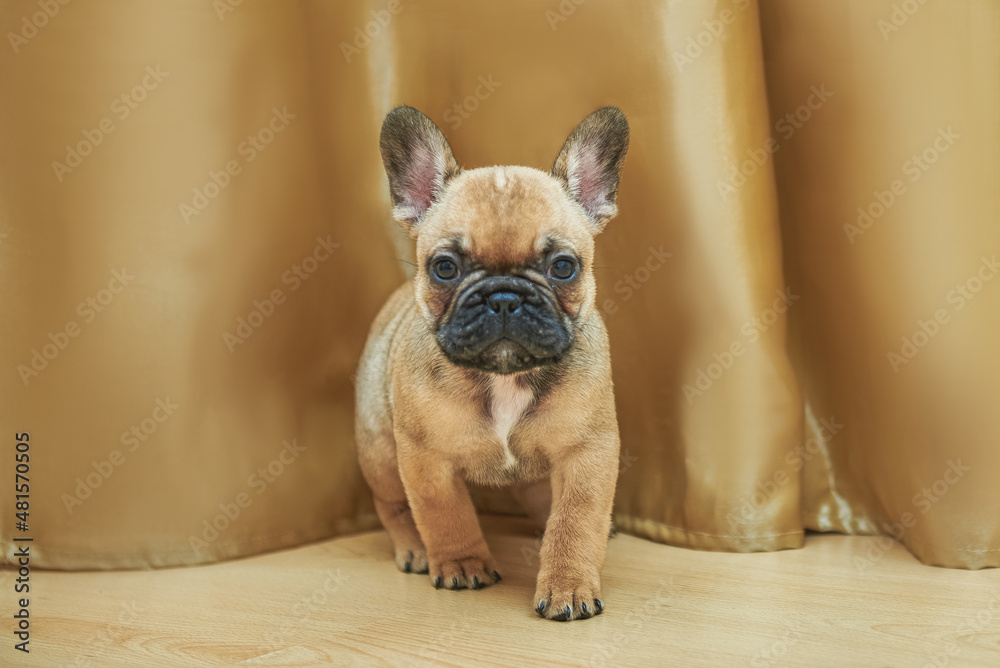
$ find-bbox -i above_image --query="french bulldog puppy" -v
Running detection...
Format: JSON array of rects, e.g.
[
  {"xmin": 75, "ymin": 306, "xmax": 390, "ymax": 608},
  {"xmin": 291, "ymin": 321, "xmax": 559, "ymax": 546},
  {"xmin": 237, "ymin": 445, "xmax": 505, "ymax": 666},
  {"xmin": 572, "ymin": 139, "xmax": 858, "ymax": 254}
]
[{"xmin": 355, "ymin": 105, "xmax": 628, "ymax": 621}]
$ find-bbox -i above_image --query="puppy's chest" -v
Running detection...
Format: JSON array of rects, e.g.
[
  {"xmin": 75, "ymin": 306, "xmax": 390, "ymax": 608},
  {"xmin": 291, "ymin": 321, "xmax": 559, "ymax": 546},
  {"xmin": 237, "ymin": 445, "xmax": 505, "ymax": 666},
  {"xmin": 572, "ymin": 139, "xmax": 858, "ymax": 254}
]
[
  {"xmin": 488, "ymin": 376, "xmax": 534, "ymax": 462},
  {"xmin": 460, "ymin": 376, "xmax": 548, "ymax": 485}
]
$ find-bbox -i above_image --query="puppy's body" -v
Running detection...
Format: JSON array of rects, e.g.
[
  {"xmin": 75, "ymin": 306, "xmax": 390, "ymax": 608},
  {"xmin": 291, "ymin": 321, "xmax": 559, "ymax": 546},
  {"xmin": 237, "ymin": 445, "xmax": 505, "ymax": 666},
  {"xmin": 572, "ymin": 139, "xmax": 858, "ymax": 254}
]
[
  {"xmin": 357, "ymin": 273, "xmax": 616, "ymax": 487},
  {"xmin": 356, "ymin": 110, "xmax": 628, "ymax": 621}
]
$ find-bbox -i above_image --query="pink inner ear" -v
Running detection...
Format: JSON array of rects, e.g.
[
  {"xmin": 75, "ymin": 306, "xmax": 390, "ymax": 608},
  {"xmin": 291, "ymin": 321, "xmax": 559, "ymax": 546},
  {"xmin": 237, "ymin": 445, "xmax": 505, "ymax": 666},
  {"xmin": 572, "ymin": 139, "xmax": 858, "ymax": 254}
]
[
  {"xmin": 569, "ymin": 144, "xmax": 610, "ymax": 218},
  {"xmin": 400, "ymin": 143, "xmax": 442, "ymax": 216}
]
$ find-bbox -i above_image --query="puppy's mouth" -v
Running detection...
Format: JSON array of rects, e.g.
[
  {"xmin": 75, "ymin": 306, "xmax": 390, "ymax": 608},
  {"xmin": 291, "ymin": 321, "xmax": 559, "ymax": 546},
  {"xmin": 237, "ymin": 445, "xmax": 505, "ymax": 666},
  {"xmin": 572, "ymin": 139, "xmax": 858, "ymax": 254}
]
[{"xmin": 434, "ymin": 276, "xmax": 574, "ymax": 374}]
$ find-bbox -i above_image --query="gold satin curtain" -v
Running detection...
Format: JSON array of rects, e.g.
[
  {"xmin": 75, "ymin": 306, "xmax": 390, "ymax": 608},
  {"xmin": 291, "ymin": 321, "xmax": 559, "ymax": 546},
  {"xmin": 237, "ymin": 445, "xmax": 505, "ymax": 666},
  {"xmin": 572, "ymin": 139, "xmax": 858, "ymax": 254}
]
[{"xmin": 1, "ymin": 0, "xmax": 997, "ymax": 571}]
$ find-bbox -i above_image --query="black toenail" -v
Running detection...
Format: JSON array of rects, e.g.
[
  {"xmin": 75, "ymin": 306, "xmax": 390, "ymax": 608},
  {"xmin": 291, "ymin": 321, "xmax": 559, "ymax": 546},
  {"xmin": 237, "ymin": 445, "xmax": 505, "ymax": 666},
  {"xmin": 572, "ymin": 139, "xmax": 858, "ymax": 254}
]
[
  {"xmin": 493, "ymin": 570, "xmax": 502, "ymax": 582},
  {"xmin": 536, "ymin": 601, "xmax": 547, "ymax": 614},
  {"xmin": 451, "ymin": 577, "xmax": 458, "ymax": 588},
  {"xmin": 581, "ymin": 602, "xmax": 589, "ymax": 616},
  {"xmin": 404, "ymin": 562, "xmax": 411, "ymax": 573},
  {"xmin": 594, "ymin": 599, "xmax": 604, "ymax": 614},
  {"xmin": 472, "ymin": 576, "xmax": 481, "ymax": 589},
  {"xmin": 433, "ymin": 577, "xmax": 441, "ymax": 588}
]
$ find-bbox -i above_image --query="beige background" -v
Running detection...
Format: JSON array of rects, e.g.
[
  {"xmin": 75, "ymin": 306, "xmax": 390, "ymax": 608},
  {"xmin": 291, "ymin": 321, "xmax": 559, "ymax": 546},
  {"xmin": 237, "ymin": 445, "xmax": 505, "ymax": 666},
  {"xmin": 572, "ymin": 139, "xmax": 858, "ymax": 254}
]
[{"xmin": 1, "ymin": 0, "xmax": 997, "ymax": 570}]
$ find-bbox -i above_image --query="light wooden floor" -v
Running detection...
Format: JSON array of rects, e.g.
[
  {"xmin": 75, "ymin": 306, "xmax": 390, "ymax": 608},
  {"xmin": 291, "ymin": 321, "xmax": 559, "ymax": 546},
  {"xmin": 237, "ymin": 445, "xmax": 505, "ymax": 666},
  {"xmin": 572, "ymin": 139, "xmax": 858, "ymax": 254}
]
[{"xmin": 5, "ymin": 515, "xmax": 1000, "ymax": 667}]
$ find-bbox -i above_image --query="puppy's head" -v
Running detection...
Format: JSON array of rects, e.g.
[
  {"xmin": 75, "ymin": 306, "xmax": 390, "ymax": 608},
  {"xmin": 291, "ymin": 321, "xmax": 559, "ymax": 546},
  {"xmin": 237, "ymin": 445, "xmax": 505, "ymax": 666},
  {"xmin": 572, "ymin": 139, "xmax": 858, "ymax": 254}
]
[{"xmin": 380, "ymin": 106, "xmax": 629, "ymax": 374}]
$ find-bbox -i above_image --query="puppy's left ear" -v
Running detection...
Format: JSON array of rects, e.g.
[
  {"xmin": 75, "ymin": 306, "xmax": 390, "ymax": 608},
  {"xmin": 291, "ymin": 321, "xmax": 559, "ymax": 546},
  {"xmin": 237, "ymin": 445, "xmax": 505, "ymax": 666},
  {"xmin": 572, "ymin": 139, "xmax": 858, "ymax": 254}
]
[
  {"xmin": 380, "ymin": 106, "xmax": 461, "ymax": 234},
  {"xmin": 550, "ymin": 107, "xmax": 630, "ymax": 233}
]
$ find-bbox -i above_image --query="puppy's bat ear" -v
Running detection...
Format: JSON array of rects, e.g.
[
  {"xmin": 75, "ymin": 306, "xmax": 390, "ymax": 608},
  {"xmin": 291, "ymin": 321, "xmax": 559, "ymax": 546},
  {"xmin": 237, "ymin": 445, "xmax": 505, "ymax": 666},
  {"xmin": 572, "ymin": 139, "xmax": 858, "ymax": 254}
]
[
  {"xmin": 550, "ymin": 107, "xmax": 630, "ymax": 233},
  {"xmin": 380, "ymin": 106, "xmax": 461, "ymax": 234}
]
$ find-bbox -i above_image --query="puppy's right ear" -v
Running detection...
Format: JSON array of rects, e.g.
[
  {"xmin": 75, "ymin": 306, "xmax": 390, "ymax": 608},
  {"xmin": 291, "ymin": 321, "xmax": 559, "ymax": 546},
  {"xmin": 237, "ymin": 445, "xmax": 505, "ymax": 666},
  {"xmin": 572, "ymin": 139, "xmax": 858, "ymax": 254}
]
[{"xmin": 379, "ymin": 106, "xmax": 461, "ymax": 234}]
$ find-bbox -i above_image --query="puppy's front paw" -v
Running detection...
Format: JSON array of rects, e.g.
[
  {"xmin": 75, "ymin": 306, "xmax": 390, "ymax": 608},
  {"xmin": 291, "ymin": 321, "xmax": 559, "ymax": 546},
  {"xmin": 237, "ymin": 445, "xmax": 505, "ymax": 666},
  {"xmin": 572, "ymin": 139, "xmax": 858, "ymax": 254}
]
[
  {"xmin": 430, "ymin": 555, "xmax": 501, "ymax": 591},
  {"xmin": 534, "ymin": 572, "xmax": 603, "ymax": 621},
  {"xmin": 395, "ymin": 548, "xmax": 429, "ymax": 574}
]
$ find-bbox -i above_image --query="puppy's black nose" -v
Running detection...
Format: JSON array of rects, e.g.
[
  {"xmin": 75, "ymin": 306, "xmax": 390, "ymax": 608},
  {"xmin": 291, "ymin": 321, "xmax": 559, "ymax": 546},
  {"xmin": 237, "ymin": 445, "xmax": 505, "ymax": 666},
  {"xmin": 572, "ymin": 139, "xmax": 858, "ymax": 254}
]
[{"xmin": 486, "ymin": 291, "xmax": 522, "ymax": 314}]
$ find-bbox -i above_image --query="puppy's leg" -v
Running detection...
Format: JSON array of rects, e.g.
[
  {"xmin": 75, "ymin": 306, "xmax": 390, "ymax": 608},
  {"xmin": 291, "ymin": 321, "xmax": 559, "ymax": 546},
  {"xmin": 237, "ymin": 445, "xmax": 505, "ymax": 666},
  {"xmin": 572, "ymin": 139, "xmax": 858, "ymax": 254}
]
[
  {"xmin": 397, "ymin": 441, "xmax": 500, "ymax": 590},
  {"xmin": 514, "ymin": 480, "xmax": 618, "ymax": 539},
  {"xmin": 358, "ymin": 435, "xmax": 428, "ymax": 574},
  {"xmin": 534, "ymin": 434, "xmax": 619, "ymax": 621},
  {"xmin": 373, "ymin": 497, "xmax": 428, "ymax": 574}
]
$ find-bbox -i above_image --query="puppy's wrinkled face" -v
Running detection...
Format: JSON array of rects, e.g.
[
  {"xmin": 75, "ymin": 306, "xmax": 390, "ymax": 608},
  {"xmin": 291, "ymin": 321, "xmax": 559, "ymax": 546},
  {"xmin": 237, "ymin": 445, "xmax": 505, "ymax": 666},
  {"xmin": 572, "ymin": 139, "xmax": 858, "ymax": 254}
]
[
  {"xmin": 418, "ymin": 168, "xmax": 592, "ymax": 373},
  {"xmin": 380, "ymin": 106, "xmax": 629, "ymax": 374}
]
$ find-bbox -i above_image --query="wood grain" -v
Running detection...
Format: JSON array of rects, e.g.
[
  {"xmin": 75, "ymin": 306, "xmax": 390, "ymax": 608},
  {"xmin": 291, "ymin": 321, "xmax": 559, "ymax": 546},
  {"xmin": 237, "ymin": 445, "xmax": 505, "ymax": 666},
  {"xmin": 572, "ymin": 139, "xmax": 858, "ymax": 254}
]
[{"xmin": 3, "ymin": 515, "xmax": 999, "ymax": 667}]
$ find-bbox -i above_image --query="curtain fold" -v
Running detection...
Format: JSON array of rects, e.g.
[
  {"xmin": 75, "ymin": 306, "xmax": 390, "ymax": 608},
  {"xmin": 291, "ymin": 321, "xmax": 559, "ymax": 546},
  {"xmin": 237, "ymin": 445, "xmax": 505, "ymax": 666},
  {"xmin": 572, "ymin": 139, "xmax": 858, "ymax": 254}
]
[
  {"xmin": 1, "ymin": 0, "xmax": 996, "ymax": 570},
  {"xmin": 760, "ymin": 0, "xmax": 1000, "ymax": 569}
]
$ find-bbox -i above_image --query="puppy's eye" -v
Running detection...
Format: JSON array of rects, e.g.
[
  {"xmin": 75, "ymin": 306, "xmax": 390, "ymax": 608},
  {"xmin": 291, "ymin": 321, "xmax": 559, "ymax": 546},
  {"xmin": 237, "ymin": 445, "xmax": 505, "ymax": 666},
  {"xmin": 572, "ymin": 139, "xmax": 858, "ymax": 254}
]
[
  {"xmin": 548, "ymin": 257, "xmax": 577, "ymax": 281},
  {"xmin": 432, "ymin": 258, "xmax": 459, "ymax": 281}
]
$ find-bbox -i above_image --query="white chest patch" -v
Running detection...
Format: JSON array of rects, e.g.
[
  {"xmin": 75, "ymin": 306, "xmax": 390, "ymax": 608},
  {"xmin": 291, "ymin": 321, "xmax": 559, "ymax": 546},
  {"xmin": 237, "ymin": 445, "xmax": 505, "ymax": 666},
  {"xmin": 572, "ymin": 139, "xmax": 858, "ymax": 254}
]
[{"xmin": 489, "ymin": 375, "xmax": 534, "ymax": 468}]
